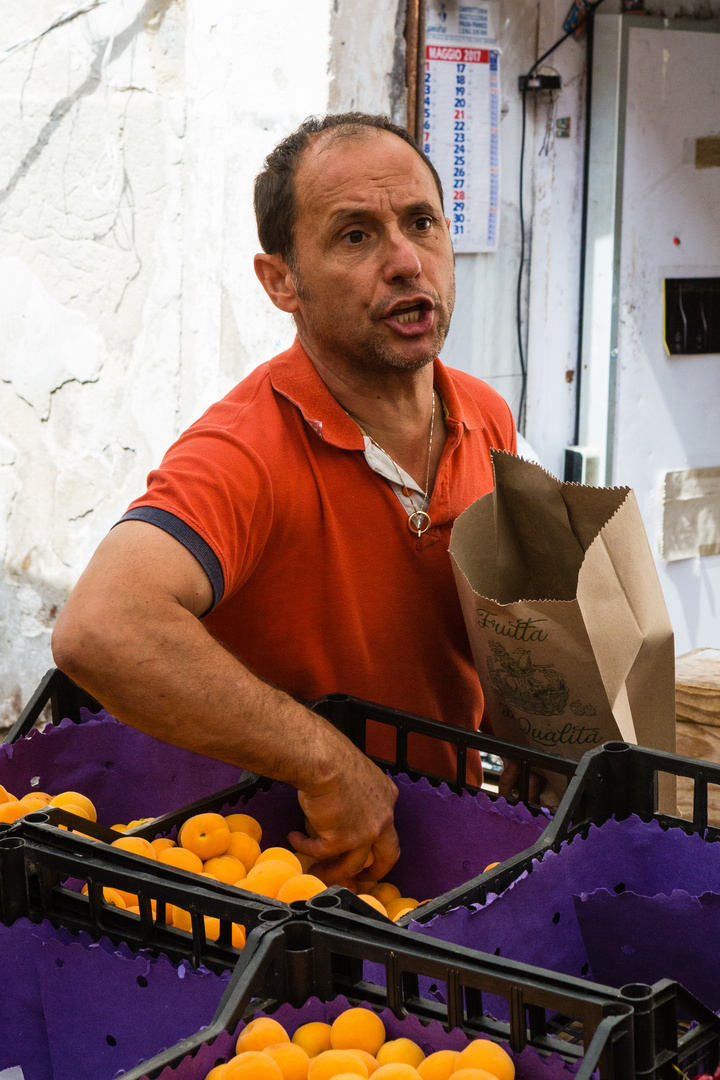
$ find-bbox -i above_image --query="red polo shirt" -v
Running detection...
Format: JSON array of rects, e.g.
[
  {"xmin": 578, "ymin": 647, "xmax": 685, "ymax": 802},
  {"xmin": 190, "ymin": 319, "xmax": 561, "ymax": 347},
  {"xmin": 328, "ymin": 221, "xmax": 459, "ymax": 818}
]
[{"xmin": 122, "ymin": 340, "xmax": 515, "ymax": 779}]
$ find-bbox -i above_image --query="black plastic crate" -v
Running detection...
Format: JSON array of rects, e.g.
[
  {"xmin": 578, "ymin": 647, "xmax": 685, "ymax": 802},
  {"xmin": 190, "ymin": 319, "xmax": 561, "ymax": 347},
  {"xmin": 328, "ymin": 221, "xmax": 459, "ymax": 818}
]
[
  {"xmin": 389, "ymin": 741, "xmax": 720, "ymax": 924},
  {"xmin": 541, "ymin": 740, "xmax": 720, "ymax": 844},
  {"xmin": 3, "ymin": 666, "xmax": 103, "ymax": 741},
  {"xmin": 0, "ymin": 904, "xmax": 269, "ymax": 1080},
  {"xmin": 114, "ymin": 912, "xmax": 657, "ymax": 1080},
  {"xmin": 0, "ymin": 812, "xmax": 291, "ymax": 972},
  {"xmin": 303, "ymin": 897, "xmax": 720, "ymax": 1080},
  {"xmin": 0, "ymin": 668, "xmax": 251, "ymax": 832}
]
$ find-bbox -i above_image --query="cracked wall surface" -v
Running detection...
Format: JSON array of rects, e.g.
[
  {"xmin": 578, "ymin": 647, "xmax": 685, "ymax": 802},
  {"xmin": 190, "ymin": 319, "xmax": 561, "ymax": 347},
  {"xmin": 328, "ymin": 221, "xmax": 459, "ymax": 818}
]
[{"xmin": 2, "ymin": 0, "xmax": 388, "ymax": 724}]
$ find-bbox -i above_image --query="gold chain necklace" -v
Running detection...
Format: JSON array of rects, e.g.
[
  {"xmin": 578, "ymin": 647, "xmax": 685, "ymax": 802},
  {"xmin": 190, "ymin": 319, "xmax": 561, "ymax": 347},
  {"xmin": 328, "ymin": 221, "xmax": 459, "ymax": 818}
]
[{"xmin": 356, "ymin": 390, "xmax": 436, "ymax": 538}]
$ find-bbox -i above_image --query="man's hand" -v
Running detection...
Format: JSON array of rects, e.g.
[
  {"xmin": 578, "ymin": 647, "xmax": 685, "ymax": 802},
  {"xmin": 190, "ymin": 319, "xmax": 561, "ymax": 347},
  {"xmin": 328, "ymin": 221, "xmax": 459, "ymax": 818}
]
[
  {"xmin": 289, "ymin": 751, "xmax": 400, "ymax": 888},
  {"xmin": 497, "ymin": 757, "xmax": 543, "ymax": 803}
]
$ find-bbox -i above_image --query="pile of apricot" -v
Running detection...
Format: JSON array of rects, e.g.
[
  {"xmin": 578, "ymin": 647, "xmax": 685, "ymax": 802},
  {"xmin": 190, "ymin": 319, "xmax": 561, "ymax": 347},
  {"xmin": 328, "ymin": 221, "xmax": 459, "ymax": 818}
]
[{"xmin": 205, "ymin": 1008, "xmax": 516, "ymax": 1080}]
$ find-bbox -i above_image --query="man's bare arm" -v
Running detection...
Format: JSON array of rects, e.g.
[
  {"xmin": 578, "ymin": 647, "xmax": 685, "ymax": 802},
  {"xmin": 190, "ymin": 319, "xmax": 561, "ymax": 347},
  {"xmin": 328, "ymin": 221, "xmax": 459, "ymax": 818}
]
[{"xmin": 51, "ymin": 521, "xmax": 399, "ymax": 884}]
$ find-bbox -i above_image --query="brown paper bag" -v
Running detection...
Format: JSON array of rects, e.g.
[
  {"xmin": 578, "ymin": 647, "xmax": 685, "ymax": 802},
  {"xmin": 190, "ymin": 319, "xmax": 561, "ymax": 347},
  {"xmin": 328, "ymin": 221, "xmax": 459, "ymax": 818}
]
[{"xmin": 450, "ymin": 451, "xmax": 676, "ymax": 808}]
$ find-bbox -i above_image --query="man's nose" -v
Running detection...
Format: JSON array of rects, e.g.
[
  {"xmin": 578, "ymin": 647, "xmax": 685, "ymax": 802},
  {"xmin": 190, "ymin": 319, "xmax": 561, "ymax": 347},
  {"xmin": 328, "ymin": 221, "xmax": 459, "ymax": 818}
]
[{"xmin": 381, "ymin": 227, "xmax": 422, "ymax": 283}]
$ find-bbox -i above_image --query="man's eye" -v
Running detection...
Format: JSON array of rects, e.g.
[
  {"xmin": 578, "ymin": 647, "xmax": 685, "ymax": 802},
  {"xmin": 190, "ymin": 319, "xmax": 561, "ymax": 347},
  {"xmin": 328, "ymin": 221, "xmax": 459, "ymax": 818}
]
[
  {"xmin": 345, "ymin": 230, "xmax": 365, "ymax": 244},
  {"xmin": 415, "ymin": 216, "xmax": 433, "ymax": 232}
]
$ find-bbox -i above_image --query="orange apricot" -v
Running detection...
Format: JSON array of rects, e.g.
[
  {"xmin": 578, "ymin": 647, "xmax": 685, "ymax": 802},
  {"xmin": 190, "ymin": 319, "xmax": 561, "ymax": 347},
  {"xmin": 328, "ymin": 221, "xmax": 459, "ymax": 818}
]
[
  {"xmin": 292, "ymin": 1021, "xmax": 332, "ymax": 1057},
  {"xmin": 350, "ymin": 1050, "xmax": 380, "ymax": 1076},
  {"xmin": 276, "ymin": 874, "xmax": 327, "ymax": 904},
  {"xmin": 226, "ymin": 830, "xmax": 261, "ymax": 870},
  {"xmin": 102, "ymin": 888, "xmax": 127, "ymax": 909},
  {"xmin": 307, "ymin": 1050, "xmax": 368, "ymax": 1079},
  {"xmin": 256, "ymin": 847, "xmax": 303, "ymax": 873},
  {"xmin": 203, "ymin": 855, "xmax": 247, "ymax": 884},
  {"xmin": 372, "ymin": 1067, "xmax": 422, "ymax": 1079},
  {"xmin": 370, "ymin": 883, "xmax": 401, "ymax": 907},
  {"xmin": 375, "ymin": 1040, "xmax": 424, "ymax": 1069},
  {"xmin": 111, "ymin": 836, "xmax": 157, "ymax": 859},
  {"xmin": 417, "ymin": 1050, "xmax": 460, "ymax": 1080},
  {"xmin": 385, "ymin": 898, "xmax": 418, "ymax": 921},
  {"xmin": 57, "ymin": 803, "xmax": 90, "ymax": 820},
  {"xmin": 151, "ymin": 837, "xmax": 176, "ymax": 856},
  {"xmin": 49, "ymin": 791, "xmax": 97, "ymax": 821},
  {"xmin": 240, "ymin": 860, "xmax": 299, "ymax": 899},
  {"xmin": 0, "ymin": 802, "xmax": 29, "ymax": 823},
  {"xmin": 205, "ymin": 1066, "xmax": 229, "ymax": 1080},
  {"xmin": 452, "ymin": 1071, "xmax": 502, "ymax": 1080},
  {"xmin": 454, "ymin": 1040, "xmax": 515, "ymax": 1080},
  {"xmin": 225, "ymin": 813, "xmax": 262, "ymax": 843},
  {"xmin": 158, "ymin": 846, "xmax": 203, "ymax": 874},
  {"xmin": 357, "ymin": 894, "xmax": 388, "ymax": 917},
  {"xmin": 0, "ymin": 785, "xmax": 17, "ymax": 803},
  {"xmin": 330, "ymin": 1008, "xmax": 385, "ymax": 1056},
  {"xmin": 236, "ymin": 1018, "xmax": 290, "ymax": 1055},
  {"xmin": 19, "ymin": 793, "xmax": 52, "ymax": 812},
  {"xmin": 179, "ymin": 813, "xmax": 231, "ymax": 861},
  {"xmin": 223, "ymin": 1052, "xmax": 283, "ymax": 1079},
  {"xmin": 263, "ymin": 1041, "xmax": 311, "ymax": 1080}
]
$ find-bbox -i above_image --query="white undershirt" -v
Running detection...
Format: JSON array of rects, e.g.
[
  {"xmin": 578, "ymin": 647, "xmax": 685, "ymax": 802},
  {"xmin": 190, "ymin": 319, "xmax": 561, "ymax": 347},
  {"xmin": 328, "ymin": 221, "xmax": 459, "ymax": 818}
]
[{"xmin": 361, "ymin": 436, "xmax": 427, "ymax": 519}]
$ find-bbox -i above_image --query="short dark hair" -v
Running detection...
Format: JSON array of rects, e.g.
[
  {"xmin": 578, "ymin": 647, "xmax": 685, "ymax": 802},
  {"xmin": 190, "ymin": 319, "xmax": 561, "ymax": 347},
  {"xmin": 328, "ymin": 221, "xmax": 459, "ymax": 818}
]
[{"xmin": 253, "ymin": 112, "xmax": 444, "ymax": 265}]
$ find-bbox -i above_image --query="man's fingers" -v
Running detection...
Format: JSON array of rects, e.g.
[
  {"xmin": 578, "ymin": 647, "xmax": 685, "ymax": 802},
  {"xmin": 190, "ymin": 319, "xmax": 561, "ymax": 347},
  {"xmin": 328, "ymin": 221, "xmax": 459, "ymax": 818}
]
[
  {"xmin": 286, "ymin": 822, "xmax": 401, "ymax": 888},
  {"xmin": 497, "ymin": 758, "xmax": 520, "ymax": 796},
  {"xmin": 361, "ymin": 824, "xmax": 401, "ymax": 884},
  {"xmin": 498, "ymin": 759, "xmax": 544, "ymax": 803}
]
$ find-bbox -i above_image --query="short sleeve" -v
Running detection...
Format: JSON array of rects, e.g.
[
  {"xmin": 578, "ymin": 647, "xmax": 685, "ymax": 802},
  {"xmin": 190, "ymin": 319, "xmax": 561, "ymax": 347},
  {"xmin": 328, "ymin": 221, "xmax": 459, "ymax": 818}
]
[{"xmin": 120, "ymin": 424, "xmax": 274, "ymax": 609}]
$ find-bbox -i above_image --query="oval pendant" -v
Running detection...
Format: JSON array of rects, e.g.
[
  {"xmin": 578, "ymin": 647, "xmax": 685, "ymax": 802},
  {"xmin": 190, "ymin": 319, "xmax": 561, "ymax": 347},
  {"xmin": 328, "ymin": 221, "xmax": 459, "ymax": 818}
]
[{"xmin": 407, "ymin": 510, "xmax": 432, "ymax": 536}]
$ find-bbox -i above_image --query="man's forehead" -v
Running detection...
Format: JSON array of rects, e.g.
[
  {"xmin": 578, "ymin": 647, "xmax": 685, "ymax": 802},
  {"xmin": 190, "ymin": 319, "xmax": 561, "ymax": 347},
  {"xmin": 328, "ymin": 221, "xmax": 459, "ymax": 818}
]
[{"xmin": 295, "ymin": 128, "xmax": 439, "ymax": 216}]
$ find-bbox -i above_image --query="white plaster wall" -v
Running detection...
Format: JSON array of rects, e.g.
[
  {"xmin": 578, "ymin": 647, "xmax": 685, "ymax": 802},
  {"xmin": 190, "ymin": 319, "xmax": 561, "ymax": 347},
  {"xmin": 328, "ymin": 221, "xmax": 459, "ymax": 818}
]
[{"xmin": 0, "ymin": 0, "xmax": 336, "ymax": 725}]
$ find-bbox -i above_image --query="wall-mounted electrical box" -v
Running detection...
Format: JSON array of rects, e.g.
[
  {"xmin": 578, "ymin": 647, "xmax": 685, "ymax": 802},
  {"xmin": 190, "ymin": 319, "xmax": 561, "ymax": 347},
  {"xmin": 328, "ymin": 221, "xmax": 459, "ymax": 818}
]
[{"xmin": 664, "ymin": 278, "xmax": 720, "ymax": 355}]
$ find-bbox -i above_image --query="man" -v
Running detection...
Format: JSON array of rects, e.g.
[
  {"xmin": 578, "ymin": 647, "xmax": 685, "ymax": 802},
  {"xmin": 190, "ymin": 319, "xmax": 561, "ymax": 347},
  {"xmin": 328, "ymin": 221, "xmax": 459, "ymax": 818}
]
[{"xmin": 52, "ymin": 113, "xmax": 515, "ymax": 886}]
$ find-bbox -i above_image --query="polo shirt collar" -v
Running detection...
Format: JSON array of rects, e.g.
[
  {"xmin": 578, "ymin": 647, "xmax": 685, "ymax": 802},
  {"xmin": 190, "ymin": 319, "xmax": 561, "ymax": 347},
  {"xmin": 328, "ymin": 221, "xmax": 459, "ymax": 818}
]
[{"xmin": 269, "ymin": 337, "xmax": 484, "ymax": 448}]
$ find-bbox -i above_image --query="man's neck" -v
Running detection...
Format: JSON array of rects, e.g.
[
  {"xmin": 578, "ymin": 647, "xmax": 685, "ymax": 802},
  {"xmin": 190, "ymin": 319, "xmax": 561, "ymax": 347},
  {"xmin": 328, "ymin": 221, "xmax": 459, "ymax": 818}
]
[{"xmin": 308, "ymin": 350, "xmax": 447, "ymax": 492}]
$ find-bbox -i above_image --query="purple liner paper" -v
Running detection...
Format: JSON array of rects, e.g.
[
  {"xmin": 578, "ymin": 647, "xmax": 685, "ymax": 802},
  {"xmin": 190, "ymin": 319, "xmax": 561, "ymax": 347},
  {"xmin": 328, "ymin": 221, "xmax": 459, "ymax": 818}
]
[
  {"xmin": 411, "ymin": 816, "xmax": 720, "ymax": 996},
  {"xmin": 0, "ymin": 713, "xmax": 242, "ymax": 824},
  {"xmin": 209, "ymin": 776, "xmax": 547, "ymax": 900},
  {"xmin": 148, "ymin": 995, "xmax": 587, "ymax": 1080},
  {"xmin": 573, "ymin": 887, "xmax": 720, "ymax": 1010},
  {"xmin": 0, "ymin": 918, "xmax": 230, "ymax": 1080}
]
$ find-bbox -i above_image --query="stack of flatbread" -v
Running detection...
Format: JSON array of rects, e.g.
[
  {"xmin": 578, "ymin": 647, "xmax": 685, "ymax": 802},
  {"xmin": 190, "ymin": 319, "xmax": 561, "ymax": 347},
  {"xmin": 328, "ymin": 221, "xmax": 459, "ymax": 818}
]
[{"xmin": 675, "ymin": 648, "xmax": 720, "ymax": 823}]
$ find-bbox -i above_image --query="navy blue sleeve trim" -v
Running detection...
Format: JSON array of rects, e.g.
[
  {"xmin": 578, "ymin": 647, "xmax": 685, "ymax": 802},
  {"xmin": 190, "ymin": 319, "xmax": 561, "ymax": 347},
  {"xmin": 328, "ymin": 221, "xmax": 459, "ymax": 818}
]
[{"xmin": 116, "ymin": 507, "xmax": 225, "ymax": 614}]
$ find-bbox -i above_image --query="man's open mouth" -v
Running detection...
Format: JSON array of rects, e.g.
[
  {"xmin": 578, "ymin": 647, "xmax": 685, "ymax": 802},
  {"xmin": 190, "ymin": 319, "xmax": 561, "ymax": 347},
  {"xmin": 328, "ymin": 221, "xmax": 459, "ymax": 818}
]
[
  {"xmin": 384, "ymin": 297, "xmax": 434, "ymax": 324},
  {"xmin": 394, "ymin": 306, "xmax": 425, "ymax": 325}
]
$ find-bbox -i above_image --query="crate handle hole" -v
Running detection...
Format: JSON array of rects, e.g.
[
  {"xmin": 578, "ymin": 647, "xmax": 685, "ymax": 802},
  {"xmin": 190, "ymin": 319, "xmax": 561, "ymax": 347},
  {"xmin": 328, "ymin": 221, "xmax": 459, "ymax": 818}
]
[
  {"xmin": 258, "ymin": 909, "xmax": 289, "ymax": 924},
  {"xmin": 137, "ymin": 975, "xmax": 148, "ymax": 988},
  {"xmin": 0, "ymin": 837, "xmax": 25, "ymax": 851},
  {"xmin": 620, "ymin": 982, "xmax": 653, "ymax": 1000},
  {"xmin": 614, "ymin": 882, "xmax": 626, "ymax": 894},
  {"xmin": 309, "ymin": 894, "xmax": 341, "ymax": 910}
]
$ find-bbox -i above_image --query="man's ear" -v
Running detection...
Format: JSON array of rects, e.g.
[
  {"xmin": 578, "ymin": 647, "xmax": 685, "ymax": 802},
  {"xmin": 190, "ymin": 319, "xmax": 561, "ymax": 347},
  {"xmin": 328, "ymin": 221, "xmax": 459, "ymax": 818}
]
[{"xmin": 254, "ymin": 253, "xmax": 299, "ymax": 313}]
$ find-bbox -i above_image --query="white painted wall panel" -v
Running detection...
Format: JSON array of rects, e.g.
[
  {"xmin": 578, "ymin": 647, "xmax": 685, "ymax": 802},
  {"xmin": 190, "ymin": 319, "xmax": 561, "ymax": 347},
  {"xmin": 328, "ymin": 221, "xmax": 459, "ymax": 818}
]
[{"xmin": 612, "ymin": 22, "xmax": 720, "ymax": 653}]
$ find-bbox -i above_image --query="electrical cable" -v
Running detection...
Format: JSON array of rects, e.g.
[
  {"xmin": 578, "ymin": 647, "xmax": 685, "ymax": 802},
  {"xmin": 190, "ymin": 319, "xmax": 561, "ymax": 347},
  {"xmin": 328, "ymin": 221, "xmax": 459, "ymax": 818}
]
[{"xmin": 515, "ymin": 0, "xmax": 609, "ymax": 435}]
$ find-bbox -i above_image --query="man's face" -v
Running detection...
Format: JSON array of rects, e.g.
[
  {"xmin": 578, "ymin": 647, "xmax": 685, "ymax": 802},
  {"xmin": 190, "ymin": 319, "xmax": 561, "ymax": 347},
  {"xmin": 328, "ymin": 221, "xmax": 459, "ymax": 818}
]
[{"xmin": 288, "ymin": 129, "xmax": 455, "ymax": 377}]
